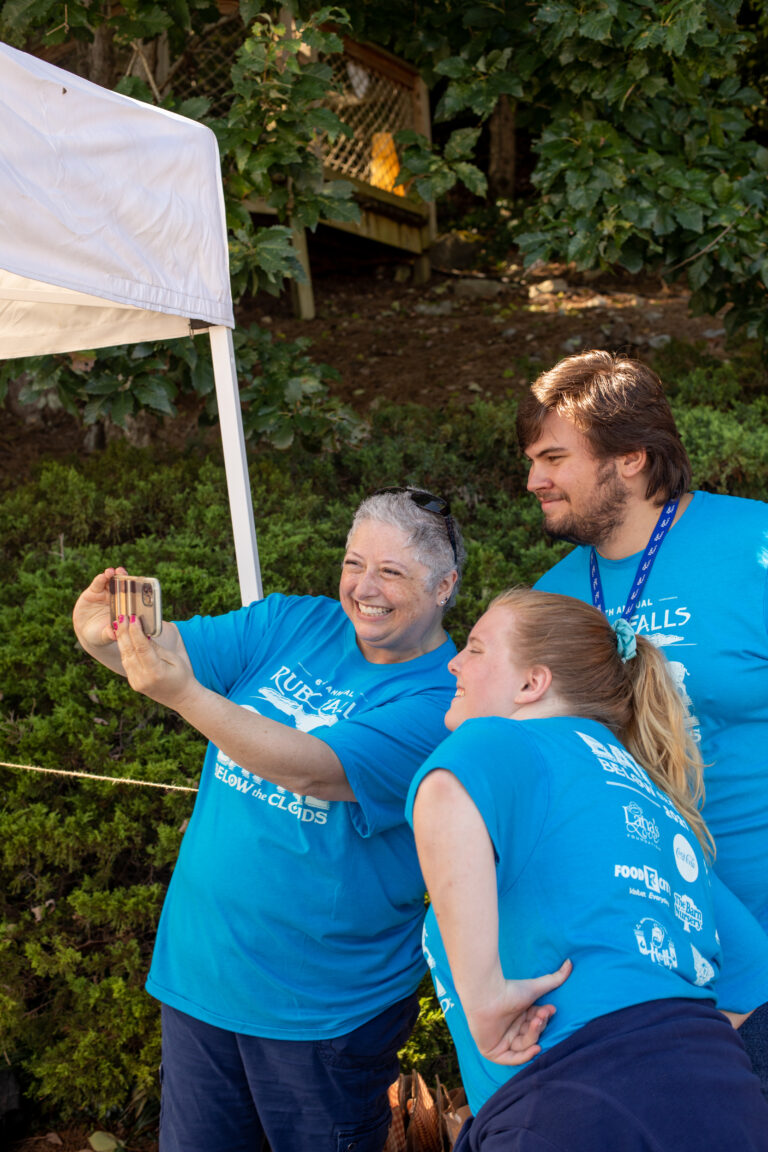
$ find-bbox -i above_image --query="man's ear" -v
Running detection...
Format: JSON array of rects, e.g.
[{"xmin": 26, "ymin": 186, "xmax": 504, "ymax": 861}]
[
  {"xmin": 617, "ymin": 448, "xmax": 647, "ymax": 480},
  {"xmin": 513, "ymin": 664, "xmax": 552, "ymax": 705}
]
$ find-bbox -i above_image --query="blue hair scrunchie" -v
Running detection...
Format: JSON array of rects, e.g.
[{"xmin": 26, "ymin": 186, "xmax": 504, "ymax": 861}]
[{"xmin": 612, "ymin": 617, "xmax": 637, "ymax": 663}]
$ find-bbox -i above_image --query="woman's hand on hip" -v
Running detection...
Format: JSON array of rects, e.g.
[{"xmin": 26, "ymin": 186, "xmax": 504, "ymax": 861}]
[{"xmin": 466, "ymin": 959, "xmax": 572, "ymax": 1066}]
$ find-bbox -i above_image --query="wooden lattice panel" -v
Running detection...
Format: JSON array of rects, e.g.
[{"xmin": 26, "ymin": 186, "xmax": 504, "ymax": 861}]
[
  {"xmin": 325, "ymin": 51, "xmax": 417, "ymax": 194},
  {"xmin": 172, "ymin": 16, "xmax": 244, "ymax": 115}
]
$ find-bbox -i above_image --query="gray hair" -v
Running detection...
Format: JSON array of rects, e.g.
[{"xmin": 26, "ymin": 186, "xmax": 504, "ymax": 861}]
[{"xmin": 347, "ymin": 489, "xmax": 465, "ymax": 609}]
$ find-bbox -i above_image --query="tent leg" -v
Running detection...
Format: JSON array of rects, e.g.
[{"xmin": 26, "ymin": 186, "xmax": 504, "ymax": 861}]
[{"xmin": 208, "ymin": 326, "xmax": 263, "ymax": 605}]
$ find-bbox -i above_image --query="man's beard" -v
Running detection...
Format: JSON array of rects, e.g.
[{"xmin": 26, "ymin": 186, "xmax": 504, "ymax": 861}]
[{"xmin": 542, "ymin": 461, "xmax": 630, "ymax": 548}]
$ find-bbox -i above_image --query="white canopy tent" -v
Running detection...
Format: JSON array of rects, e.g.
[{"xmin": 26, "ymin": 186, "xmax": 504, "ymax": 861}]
[{"xmin": 0, "ymin": 41, "xmax": 262, "ymax": 605}]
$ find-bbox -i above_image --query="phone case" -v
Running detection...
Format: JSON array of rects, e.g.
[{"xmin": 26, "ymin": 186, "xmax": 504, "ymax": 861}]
[{"xmin": 108, "ymin": 575, "xmax": 163, "ymax": 637}]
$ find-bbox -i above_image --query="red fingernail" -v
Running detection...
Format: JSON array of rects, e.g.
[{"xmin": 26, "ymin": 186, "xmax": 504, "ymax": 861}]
[
  {"xmin": 118, "ymin": 614, "xmax": 125, "ymax": 623},
  {"xmin": 130, "ymin": 614, "xmax": 136, "ymax": 624},
  {"xmin": 112, "ymin": 621, "xmax": 118, "ymax": 632}
]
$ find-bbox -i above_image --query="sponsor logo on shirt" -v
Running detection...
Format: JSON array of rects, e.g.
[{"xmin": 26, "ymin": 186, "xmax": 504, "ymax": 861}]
[
  {"xmin": 634, "ymin": 917, "xmax": 678, "ymax": 970},
  {"xmin": 691, "ymin": 944, "xmax": 716, "ymax": 987},
  {"xmin": 674, "ymin": 893, "xmax": 703, "ymax": 933},
  {"xmin": 615, "ymin": 863, "xmax": 671, "ymax": 906},
  {"xmin": 673, "ymin": 833, "xmax": 699, "ymax": 883},
  {"xmin": 576, "ymin": 731, "xmax": 664, "ymax": 802},
  {"xmin": 623, "ymin": 801, "xmax": 661, "ymax": 849}
]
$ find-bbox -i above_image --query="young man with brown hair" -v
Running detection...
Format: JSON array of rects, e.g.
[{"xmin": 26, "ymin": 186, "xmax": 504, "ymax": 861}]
[{"xmin": 519, "ymin": 349, "xmax": 768, "ymax": 1089}]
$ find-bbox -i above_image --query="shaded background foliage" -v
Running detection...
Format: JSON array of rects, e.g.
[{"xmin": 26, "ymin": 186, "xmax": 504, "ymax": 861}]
[{"xmin": 1, "ymin": 0, "xmax": 767, "ymax": 450}]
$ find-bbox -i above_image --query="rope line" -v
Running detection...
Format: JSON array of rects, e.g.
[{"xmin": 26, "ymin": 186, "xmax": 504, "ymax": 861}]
[{"xmin": 0, "ymin": 760, "xmax": 199, "ymax": 793}]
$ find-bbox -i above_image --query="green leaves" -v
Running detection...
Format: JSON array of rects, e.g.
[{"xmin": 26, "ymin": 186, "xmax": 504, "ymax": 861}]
[
  {"xmin": 235, "ymin": 324, "xmax": 367, "ymax": 453},
  {"xmin": 211, "ymin": 7, "xmax": 360, "ymax": 298},
  {"xmin": 444, "ymin": 126, "xmax": 482, "ymax": 161},
  {"xmin": 396, "ymin": 130, "xmax": 487, "ymax": 202},
  {"xmin": 229, "ymin": 224, "xmax": 304, "ymax": 298},
  {"xmin": 434, "ymin": 48, "xmax": 522, "ymax": 122}
]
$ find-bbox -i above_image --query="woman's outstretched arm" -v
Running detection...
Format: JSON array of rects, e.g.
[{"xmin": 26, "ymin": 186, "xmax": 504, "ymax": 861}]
[{"xmin": 73, "ymin": 571, "xmax": 353, "ymax": 801}]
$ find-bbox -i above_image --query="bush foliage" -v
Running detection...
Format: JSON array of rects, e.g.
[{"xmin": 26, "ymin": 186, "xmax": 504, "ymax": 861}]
[
  {"xmin": 3, "ymin": 0, "xmax": 768, "ymax": 459},
  {"xmin": 2, "ymin": 355, "xmax": 768, "ymax": 1134}
]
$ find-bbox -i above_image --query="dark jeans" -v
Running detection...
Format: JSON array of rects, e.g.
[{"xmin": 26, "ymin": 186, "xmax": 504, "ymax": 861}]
[
  {"xmin": 740, "ymin": 999, "xmax": 768, "ymax": 1101},
  {"xmin": 455, "ymin": 998, "xmax": 768, "ymax": 1152},
  {"xmin": 159, "ymin": 994, "xmax": 419, "ymax": 1152}
]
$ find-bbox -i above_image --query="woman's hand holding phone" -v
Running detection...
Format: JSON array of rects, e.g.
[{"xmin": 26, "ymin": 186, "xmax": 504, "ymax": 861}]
[
  {"xmin": 73, "ymin": 567, "xmax": 128, "ymax": 651},
  {"xmin": 111, "ymin": 612, "xmax": 196, "ymax": 713}
]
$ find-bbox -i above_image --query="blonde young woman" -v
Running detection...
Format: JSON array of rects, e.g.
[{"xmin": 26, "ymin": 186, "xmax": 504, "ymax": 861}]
[{"xmin": 408, "ymin": 589, "xmax": 768, "ymax": 1151}]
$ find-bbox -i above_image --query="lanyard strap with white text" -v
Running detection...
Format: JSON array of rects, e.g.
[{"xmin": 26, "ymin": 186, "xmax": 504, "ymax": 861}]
[{"xmin": 589, "ymin": 500, "xmax": 679, "ymax": 620}]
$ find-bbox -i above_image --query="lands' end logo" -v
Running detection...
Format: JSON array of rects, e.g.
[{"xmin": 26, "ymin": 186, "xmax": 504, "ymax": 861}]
[
  {"xmin": 623, "ymin": 801, "xmax": 661, "ymax": 849},
  {"xmin": 673, "ymin": 833, "xmax": 699, "ymax": 882}
]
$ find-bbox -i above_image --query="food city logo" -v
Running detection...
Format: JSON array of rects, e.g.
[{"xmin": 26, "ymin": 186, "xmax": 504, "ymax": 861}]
[
  {"xmin": 623, "ymin": 801, "xmax": 661, "ymax": 850},
  {"xmin": 634, "ymin": 917, "xmax": 678, "ymax": 970},
  {"xmin": 615, "ymin": 863, "xmax": 671, "ymax": 906}
]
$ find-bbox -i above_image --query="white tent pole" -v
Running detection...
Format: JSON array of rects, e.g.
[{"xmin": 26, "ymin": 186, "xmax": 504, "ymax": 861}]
[{"xmin": 208, "ymin": 325, "xmax": 263, "ymax": 605}]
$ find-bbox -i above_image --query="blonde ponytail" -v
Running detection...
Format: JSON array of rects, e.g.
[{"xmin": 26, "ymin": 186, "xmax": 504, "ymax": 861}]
[
  {"xmin": 622, "ymin": 636, "xmax": 711, "ymax": 855},
  {"xmin": 491, "ymin": 588, "xmax": 712, "ymax": 856}
]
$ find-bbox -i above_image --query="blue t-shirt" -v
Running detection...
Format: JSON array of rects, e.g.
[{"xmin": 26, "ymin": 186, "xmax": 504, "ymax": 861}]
[
  {"xmin": 146, "ymin": 593, "xmax": 456, "ymax": 1039},
  {"xmin": 536, "ymin": 491, "xmax": 768, "ymax": 931},
  {"xmin": 406, "ymin": 716, "xmax": 768, "ymax": 1115}
]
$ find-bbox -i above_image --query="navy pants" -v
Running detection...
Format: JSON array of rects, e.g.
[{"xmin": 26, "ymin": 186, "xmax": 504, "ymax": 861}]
[
  {"xmin": 159, "ymin": 994, "xmax": 419, "ymax": 1152},
  {"xmin": 740, "ymin": 998, "xmax": 768, "ymax": 1100},
  {"xmin": 455, "ymin": 999, "xmax": 768, "ymax": 1152}
]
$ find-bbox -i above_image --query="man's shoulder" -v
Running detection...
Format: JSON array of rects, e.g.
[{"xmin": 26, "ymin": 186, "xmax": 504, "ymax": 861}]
[
  {"xmin": 534, "ymin": 545, "xmax": 588, "ymax": 593},
  {"xmin": 691, "ymin": 491, "xmax": 768, "ymax": 527}
]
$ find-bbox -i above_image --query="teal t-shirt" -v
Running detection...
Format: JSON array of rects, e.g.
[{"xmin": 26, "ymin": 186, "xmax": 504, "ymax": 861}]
[
  {"xmin": 146, "ymin": 593, "xmax": 456, "ymax": 1038},
  {"xmin": 536, "ymin": 492, "xmax": 768, "ymax": 931},
  {"xmin": 406, "ymin": 716, "xmax": 768, "ymax": 1115}
]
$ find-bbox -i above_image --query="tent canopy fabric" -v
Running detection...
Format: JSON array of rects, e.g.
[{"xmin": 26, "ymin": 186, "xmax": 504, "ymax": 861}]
[
  {"xmin": 0, "ymin": 42, "xmax": 262, "ymax": 605},
  {"xmin": 0, "ymin": 41, "xmax": 234, "ymax": 358}
]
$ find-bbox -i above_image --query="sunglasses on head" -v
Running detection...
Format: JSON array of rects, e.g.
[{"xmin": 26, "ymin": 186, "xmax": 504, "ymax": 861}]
[{"xmin": 372, "ymin": 486, "xmax": 459, "ymax": 567}]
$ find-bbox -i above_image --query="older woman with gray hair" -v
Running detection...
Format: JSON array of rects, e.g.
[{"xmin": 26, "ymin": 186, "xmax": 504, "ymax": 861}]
[{"xmin": 72, "ymin": 487, "xmax": 465, "ymax": 1152}]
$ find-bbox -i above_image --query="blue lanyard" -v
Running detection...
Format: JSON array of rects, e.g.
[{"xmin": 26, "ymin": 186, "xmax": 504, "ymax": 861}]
[{"xmin": 589, "ymin": 500, "xmax": 679, "ymax": 620}]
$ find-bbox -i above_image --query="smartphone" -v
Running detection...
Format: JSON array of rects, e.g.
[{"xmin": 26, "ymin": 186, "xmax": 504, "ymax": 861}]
[{"xmin": 108, "ymin": 574, "xmax": 163, "ymax": 637}]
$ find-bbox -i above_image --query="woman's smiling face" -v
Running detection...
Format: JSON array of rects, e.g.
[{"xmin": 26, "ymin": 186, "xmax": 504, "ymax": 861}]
[
  {"xmin": 339, "ymin": 520, "xmax": 451, "ymax": 663},
  {"xmin": 444, "ymin": 604, "xmax": 530, "ymax": 730}
]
